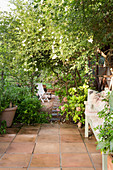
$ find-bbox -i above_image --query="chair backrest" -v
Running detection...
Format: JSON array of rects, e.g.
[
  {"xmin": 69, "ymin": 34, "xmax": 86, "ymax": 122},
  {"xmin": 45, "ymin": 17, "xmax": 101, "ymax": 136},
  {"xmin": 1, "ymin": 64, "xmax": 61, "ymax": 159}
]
[
  {"xmin": 86, "ymin": 89, "xmax": 106, "ymax": 114},
  {"xmin": 36, "ymin": 83, "xmax": 45, "ymax": 96}
]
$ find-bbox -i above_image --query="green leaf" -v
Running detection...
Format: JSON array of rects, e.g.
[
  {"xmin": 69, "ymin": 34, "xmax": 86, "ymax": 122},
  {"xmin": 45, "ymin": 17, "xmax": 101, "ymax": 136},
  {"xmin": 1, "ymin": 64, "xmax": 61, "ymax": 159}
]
[{"xmin": 96, "ymin": 141, "xmax": 107, "ymax": 150}]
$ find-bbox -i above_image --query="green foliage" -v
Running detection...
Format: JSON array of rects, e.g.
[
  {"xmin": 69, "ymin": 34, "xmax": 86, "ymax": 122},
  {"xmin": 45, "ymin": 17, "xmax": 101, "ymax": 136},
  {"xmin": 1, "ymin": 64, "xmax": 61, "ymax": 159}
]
[
  {"xmin": 0, "ymin": 83, "xmax": 20, "ymax": 113},
  {"xmin": 0, "ymin": 120, "xmax": 7, "ymax": 135},
  {"xmin": 0, "ymin": 0, "xmax": 112, "ymax": 80},
  {"xmin": 0, "ymin": 80, "xmax": 49, "ymax": 125},
  {"xmin": 14, "ymin": 96, "xmax": 49, "ymax": 124},
  {"xmin": 55, "ymin": 89, "xmax": 67, "ymax": 102},
  {"xmin": 59, "ymin": 84, "xmax": 88, "ymax": 124},
  {"xmin": 0, "ymin": 0, "xmax": 112, "ymax": 126},
  {"xmin": 95, "ymin": 91, "xmax": 113, "ymax": 153},
  {"xmin": 1, "ymin": 0, "xmax": 111, "ymax": 95}
]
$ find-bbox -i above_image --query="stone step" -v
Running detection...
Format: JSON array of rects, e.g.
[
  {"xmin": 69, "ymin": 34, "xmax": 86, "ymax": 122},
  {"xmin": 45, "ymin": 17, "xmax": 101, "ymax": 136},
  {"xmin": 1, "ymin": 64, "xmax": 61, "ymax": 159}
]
[
  {"xmin": 50, "ymin": 97, "xmax": 61, "ymax": 122},
  {"xmin": 51, "ymin": 117, "xmax": 60, "ymax": 121},
  {"xmin": 53, "ymin": 106, "xmax": 58, "ymax": 109},
  {"xmin": 52, "ymin": 110, "xmax": 59, "ymax": 112},
  {"xmin": 53, "ymin": 105, "xmax": 61, "ymax": 107},
  {"xmin": 51, "ymin": 113, "xmax": 61, "ymax": 116}
]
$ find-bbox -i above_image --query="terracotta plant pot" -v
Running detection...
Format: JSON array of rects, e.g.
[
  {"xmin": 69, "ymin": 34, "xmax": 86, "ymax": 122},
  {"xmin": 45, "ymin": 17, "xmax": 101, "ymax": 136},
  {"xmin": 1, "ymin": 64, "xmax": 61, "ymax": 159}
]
[
  {"xmin": 0, "ymin": 106, "xmax": 17, "ymax": 127},
  {"xmin": 108, "ymin": 154, "xmax": 113, "ymax": 170}
]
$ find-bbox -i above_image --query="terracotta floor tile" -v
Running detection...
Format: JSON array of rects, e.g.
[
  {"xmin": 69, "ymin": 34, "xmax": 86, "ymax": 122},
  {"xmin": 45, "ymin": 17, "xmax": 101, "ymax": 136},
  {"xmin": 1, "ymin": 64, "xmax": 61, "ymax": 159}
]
[
  {"xmin": 0, "ymin": 167, "xmax": 27, "ymax": 170},
  {"xmin": 29, "ymin": 168, "xmax": 60, "ymax": 170},
  {"xmin": 86, "ymin": 143, "xmax": 100, "ymax": 153},
  {"xmin": 30, "ymin": 154, "xmax": 60, "ymax": 167},
  {"xmin": 0, "ymin": 154, "xmax": 31, "ymax": 167},
  {"xmin": 6, "ymin": 143, "xmax": 34, "ymax": 153},
  {"xmin": 60, "ymin": 124, "xmax": 77, "ymax": 128},
  {"xmin": 60, "ymin": 128, "xmax": 80, "ymax": 134},
  {"xmin": 13, "ymin": 135, "xmax": 36, "ymax": 143},
  {"xmin": 37, "ymin": 135, "xmax": 59, "ymax": 143},
  {"xmin": 0, "ymin": 143, "xmax": 10, "ymax": 154},
  {"xmin": 34, "ymin": 143, "xmax": 60, "ymax": 153},
  {"xmin": 79, "ymin": 127, "xmax": 94, "ymax": 137},
  {"xmin": 0, "ymin": 134, "xmax": 15, "ymax": 142},
  {"xmin": 18, "ymin": 128, "xmax": 38, "ymax": 134},
  {"xmin": 79, "ymin": 126, "xmax": 85, "ymax": 133},
  {"xmin": 39, "ymin": 128, "xmax": 59, "ymax": 135},
  {"xmin": 83, "ymin": 135, "xmax": 97, "ymax": 143},
  {"xmin": 62, "ymin": 168, "xmax": 94, "ymax": 170},
  {"xmin": 41, "ymin": 124, "xmax": 59, "ymax": 128},
  {"xmin": 81, "ymin": 130, "xmax": 95, "ymax": 138},
  {"xmin": 6, "ymin": 128, "xmax": 20, "ymax": 134},
  {"xmin": 62, "ymin": 153, "xmax": 93, "ymax": 167},
  {"xmin": 23, "ymin": 124, "xmax": 40, "ymax": 129},
  {"xmin": 90, "ymin": 153, "xmax": 102, "ymax": 168},
  {"xmin": 0, "ymin": 122, "xmax": 103, "ymax": 170},
  {"xmin": 61, "ymin": 134, "xmax": 82, "ymax": 143},
  {"xmin": 61, "ymin": 143, "xmax": 87, "ymax": 153}
]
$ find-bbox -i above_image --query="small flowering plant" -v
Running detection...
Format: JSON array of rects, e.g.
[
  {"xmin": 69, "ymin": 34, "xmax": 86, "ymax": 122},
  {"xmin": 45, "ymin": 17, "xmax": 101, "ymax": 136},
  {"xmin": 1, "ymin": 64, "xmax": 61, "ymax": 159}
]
[{"xmin": 59, "ymin": 84, "xmax": 88, "ymax": 124}]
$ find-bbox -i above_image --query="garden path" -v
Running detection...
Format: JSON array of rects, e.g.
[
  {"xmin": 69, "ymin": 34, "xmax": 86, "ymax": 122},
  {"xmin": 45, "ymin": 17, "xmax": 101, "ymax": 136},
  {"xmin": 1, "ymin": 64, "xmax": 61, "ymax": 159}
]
[
  {"xmin": 0, "ymin": 95, "xmax": 102, "ymax": 169},
  {"xmin": 41, "ymin": 95, "xmax": 62, "ymax": 122}
]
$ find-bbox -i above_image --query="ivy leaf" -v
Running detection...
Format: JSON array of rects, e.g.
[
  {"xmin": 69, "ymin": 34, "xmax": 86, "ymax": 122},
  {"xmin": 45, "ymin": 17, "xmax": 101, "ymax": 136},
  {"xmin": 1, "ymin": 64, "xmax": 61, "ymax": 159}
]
[{"xmin": 96, "ymin": 141, "xmax": 108, "ymax": 151}]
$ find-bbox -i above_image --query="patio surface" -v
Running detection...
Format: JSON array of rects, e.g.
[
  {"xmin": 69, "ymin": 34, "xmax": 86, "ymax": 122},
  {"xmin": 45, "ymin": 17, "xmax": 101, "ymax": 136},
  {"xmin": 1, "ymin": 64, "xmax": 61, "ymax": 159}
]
[
  {"xmin": 0, "ymin": 95, "xmax": 102, "ymax": 169},
  {"xmin": 0, "ymin": 123, "xmax": 102, "ymax": 170}
]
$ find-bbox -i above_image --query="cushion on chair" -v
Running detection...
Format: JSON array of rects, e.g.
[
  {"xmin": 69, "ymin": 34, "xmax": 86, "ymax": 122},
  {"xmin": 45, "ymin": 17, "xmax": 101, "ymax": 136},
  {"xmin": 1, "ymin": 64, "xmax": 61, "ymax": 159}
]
[{"xmin": 87, "ymin": 89, "xmax": 106, "ymax": 113}]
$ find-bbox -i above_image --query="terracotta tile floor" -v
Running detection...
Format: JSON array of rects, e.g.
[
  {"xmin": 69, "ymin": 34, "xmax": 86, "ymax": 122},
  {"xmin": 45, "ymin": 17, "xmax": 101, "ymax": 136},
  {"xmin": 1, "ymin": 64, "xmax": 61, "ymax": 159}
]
[{"xmin": 0, "ymin": 123, "xmax": 102, "ymax": 169}]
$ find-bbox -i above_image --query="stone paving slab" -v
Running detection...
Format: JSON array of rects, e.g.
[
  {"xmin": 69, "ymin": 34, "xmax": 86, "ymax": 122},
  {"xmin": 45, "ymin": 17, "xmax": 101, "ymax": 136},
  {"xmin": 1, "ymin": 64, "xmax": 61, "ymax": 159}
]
[
  {"xmin": 0, "ymin": 153, "xmax": 31, "ymax": 167},
  {"xmin": 0, "ymin": 134, "xmax": 16, "ymax": 142},
  {"xmin": 61, "ymin": 153, "xmax": 93, "ymax": 168},
  {"xmin": 13, "ymin": 134, "xmax": 37, "ymax": 143},
  {"xmin": 0, "ymin": 123, "xmax": 102, "ymax": 169},
  {"xmin": 61, "ymin": 134, "xmax": 83, "ymax": 143},
  {"xmin": 30, "ymin": 154, "xmax": 60, "ymax": 167},
  {"xmin": 62, "ymin": 168, "xmax": 94, "ymax": 170},
  {"xmin": 0, "ymin": 143, "xmax": 10, "ymax": 154},
  {"xmin": 61, "ymin": 143, "xmax": 87, "ymax": 153}
]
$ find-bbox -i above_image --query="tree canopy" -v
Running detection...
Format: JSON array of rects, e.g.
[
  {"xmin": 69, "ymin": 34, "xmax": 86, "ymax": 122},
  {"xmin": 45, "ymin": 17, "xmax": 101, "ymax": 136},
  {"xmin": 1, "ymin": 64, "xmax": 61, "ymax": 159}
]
[{"xmin": 0, "ymin": 0, "xmax": 113, "ymax": 89}]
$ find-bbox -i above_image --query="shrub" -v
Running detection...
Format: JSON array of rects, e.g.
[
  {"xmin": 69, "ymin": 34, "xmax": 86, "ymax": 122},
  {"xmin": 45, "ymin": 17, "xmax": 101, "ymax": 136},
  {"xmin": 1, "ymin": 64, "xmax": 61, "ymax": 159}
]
[
  {"xmin": 59, "ymin": 84, "xmax": 88, "ymax": 124},
  {"xmin": 14, "ymin": 96, "xmax": 48, "ymax": 124},
  {"xmin": 14, "ymin": 86, "xmax": 50, "ymax": 124},
  {"xmin": 0, "ymin": 120, "xmax": 7, "ymax": 135}
]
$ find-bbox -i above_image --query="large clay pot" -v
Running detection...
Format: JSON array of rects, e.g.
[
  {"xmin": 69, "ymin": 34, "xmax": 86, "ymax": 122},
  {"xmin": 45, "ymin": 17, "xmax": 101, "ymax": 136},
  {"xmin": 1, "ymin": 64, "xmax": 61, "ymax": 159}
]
[
  {"xmin": 108, "ymin": 154, "xmax": 113, "ymax": 170},
  {"xmin": 0, "ymin": 106, "xmax": 17, "ymax": 127}
]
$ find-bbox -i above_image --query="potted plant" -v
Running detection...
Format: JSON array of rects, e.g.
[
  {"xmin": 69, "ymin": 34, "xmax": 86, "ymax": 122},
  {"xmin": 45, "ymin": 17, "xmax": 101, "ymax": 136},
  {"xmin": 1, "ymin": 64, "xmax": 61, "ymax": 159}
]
[
  {"xmin": 95, "ymin": 91, "xmax": 113, "ymax": 169},
  {"xmin": 0, "ymin": 84, "xmax": 18, "ymax": 127}
]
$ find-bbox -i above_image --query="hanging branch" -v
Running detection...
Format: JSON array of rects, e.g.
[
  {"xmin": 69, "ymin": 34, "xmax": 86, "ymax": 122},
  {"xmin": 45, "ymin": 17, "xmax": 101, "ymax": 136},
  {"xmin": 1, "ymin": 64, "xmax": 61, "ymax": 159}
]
[
  {"xmin": 97, "ymin": 48, "xmax": 110, "ymax": 67},
  {"xmin": 97, "ymin": 48, "xmax": 107, "ymax": 58}
]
